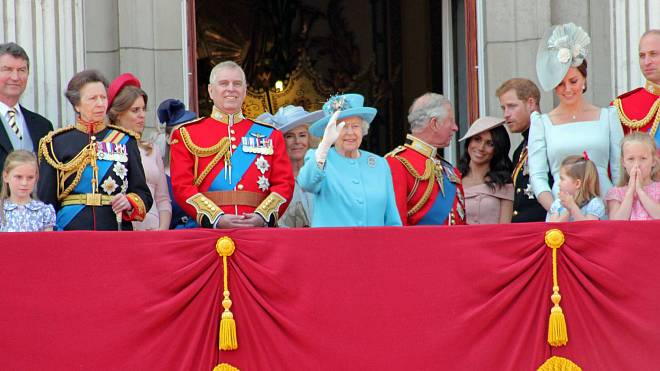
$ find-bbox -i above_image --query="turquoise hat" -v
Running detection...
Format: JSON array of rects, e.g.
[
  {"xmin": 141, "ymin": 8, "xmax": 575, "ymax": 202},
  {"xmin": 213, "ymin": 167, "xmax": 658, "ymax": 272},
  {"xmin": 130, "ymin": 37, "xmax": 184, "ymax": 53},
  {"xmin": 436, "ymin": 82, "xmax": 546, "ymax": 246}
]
[
  {"xmin": 536, "ymin": 23, "xmax": 591, "ymax": 91},
  {"xmin": 309, "ymin": 94, "xmax": 377, "ymax": 137},
  {"xmin": 256, "ymin": 105, "xmax": 324, "ymax": 133}
]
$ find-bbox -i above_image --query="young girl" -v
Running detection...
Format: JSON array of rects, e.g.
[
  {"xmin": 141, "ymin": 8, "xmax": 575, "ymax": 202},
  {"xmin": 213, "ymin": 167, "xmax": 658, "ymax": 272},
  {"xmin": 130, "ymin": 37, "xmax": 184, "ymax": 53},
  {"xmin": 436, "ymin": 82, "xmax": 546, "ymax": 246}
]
[
  {"xmin": 606, "ymin": 132, "xmax": 660, "ymax": 220},
  {"xmin": 0, "ymin": 150, "xmax": 56, "ymax": 232},
  {"xmin": 547, "ymin": 154, "xmax": 606, "ymax": 222}
]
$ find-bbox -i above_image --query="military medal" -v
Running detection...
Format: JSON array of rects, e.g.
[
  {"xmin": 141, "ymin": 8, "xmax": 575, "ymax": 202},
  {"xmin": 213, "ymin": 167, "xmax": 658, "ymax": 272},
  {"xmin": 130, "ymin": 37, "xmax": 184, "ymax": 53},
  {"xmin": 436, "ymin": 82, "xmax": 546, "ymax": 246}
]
[
  {"xmin": 524, "ymin": 183, "xmax": 535, "ymax": 199},
  {"xmin": 113, "ymin": 162, "xmax": 128, "ymax": 179},
  {"xmin": 255, "ymin": 155, "xmax": 270, "ymax": 174},
  {"xmin": 257, "ymin": 175, "xmax": 270, "ymax": 191},
  {"xmin": 242, "ymin": 132, "xmax": 274, "ymax": 155},
  {"xmin": 101, "ymin": 177, "xmax": 118, "ymax": 195}
]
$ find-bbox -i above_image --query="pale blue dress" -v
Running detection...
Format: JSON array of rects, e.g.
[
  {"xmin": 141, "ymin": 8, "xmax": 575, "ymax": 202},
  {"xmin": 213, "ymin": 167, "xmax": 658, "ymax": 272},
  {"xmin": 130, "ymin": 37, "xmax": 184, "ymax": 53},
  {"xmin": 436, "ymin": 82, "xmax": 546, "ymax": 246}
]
[
  {"xmin": 528, "ymin": 108, "xmax": 623, "ymax": 199},
  {"xmin": 297, "ymin": 148, "xmax": 402, "ymax": 227},
  {"xmin": 545, "ymin": 197, "xmax": 606, "ymax": 222}
]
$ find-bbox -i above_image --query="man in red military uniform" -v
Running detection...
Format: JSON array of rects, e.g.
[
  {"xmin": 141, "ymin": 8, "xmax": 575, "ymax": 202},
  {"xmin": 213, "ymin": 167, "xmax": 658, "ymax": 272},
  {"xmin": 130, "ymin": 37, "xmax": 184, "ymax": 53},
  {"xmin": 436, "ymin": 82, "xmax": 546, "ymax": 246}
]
[
  {"xmin": 170, "ymin": 61, "xmax": 294, "ymax": 228},
  {"xmin": 612, "ymin": 29, "xmax": 660, "ymax": 147},
  {"xmin": 386, "ymin": 93, "xmax": 466, "ymax": 225}
]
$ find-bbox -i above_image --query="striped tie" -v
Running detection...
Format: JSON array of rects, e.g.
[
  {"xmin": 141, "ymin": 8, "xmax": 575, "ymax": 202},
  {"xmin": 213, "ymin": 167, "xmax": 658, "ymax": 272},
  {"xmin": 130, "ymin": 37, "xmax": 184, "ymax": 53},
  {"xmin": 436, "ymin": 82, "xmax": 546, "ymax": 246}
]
[{"xmin": 7, "ymin": 109, "xmax": 22, "ymax": 140}]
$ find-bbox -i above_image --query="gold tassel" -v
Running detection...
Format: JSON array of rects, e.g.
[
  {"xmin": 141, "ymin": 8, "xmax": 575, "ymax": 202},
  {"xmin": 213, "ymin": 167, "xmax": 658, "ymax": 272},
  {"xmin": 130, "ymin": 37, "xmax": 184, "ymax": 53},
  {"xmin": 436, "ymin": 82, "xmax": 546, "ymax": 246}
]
[
  {"xmin": 545, "ymin": 229, "xmax": 568, "ymax": 347},
  {"xmin": 213, "ymin": 363, "xmax": 240, "ymax": 371},
  {"xmin": 537, "ymin": 356, "xmax": 582, "ymax": 371},
  {"xmin": 216, "ymin": 237, "xmax": 238, "ymax": 351}
]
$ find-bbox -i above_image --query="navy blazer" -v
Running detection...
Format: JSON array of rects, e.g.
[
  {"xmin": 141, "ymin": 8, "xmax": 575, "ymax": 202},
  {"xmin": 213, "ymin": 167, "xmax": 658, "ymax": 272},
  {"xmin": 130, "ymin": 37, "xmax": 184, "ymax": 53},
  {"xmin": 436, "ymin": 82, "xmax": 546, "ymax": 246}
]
[{"xmin": 0, "ymin": 105, "xmax": 53, "ymax": 173}]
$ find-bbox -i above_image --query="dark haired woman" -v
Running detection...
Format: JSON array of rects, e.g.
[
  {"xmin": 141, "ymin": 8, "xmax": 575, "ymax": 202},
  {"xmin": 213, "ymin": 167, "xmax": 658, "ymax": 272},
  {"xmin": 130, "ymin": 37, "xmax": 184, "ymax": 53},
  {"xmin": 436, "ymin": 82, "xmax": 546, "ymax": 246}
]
[
  {"xmin": 529, "ymin": 23, "xmax": 623, "ymax": 211},
  {"xmin": 458, "ymin": 117, "xmax": 514, "ymax": 224},
  {"xmin": 108, "ymin": 73, "xmax": 171, "ymax": 230},
  {"xmin": 37, "ymin": 69, "xmax": 152, "ymax": 230}
]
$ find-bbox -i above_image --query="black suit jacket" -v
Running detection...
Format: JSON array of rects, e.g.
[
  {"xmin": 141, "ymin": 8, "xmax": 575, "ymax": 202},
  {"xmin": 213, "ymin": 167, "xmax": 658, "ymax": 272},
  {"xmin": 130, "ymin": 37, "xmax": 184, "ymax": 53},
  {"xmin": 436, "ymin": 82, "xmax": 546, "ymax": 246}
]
[{"xmin": 0, "ymin": 105, "xmax": 53, "ymax": 173}]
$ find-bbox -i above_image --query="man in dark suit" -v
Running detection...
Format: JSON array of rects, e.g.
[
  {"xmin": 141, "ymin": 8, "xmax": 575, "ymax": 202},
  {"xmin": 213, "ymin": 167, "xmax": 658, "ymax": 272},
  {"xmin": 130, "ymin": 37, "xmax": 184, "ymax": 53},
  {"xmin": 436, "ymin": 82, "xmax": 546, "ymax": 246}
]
[{"xmin": 0, "ymin": 42, "xmax": 53, "ymax": 173}]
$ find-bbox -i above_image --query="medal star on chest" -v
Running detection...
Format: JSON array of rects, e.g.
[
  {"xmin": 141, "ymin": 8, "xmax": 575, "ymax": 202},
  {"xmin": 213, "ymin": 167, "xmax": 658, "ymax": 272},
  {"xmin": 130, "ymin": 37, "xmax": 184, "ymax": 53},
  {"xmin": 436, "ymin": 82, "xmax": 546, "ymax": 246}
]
[
  {"xmin": 524, "ymin": 183, "xmax": 535, "ymax": 199},
  {"xmin": 101, "ymin": 177, "xmax": 119, "ymax": 195},
  {"xmin": 255, "ymin": 155, "xmax": 270, "ymax": 174},
  {"xmin": 113, "ymin": 162, "xmax": 128, "ymax": 179},
  {"xmin": 257, "ymin": 175, "xmax": 270, "ymax": 191}
]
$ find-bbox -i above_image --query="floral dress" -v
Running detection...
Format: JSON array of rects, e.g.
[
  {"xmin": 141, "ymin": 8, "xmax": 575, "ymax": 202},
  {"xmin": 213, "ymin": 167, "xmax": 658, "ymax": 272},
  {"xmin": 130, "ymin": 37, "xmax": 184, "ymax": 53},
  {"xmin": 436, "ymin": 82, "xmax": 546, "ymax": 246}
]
[{"xmin": 1, "ymin": 200, "xmax": 56, "ymax": 232}]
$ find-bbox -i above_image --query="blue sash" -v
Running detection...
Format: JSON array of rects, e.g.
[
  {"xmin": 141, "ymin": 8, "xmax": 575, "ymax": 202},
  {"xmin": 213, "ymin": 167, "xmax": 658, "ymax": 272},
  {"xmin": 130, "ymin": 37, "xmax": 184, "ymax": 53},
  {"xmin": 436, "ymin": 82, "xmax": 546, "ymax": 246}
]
[
  {"xmin": 56, "ymin": 131, "xmax": 130, "ymax": 230},
  {"xmin": 653, "ymin": 125, "xmax": 660, "ymax": 148},
  {"xmin": 417, "ymin": 174, "xmax": 457, "ymax": 225},
  {"xmin": 208, "ymin": 123, "xmax": 273, "ymax": 191}
]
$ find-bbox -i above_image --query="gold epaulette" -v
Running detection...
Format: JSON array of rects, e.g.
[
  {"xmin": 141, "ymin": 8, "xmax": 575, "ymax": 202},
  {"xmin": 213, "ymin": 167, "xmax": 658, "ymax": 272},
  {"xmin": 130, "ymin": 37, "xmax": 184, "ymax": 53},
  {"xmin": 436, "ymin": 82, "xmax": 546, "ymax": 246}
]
[
  {"xmin": 384, "ymin": 145, "xmax": 405, "ymax": 158},
  {"xmin": 107, "ymin": 124, "xmax": 141, "ymax": 140},
  {"xmin": 173, "ymin": 116, "xmax": 204, "ymax": 131},
  {"xmin": 37, "ymin": 125, "xmax": 76, "ymax": 161}
]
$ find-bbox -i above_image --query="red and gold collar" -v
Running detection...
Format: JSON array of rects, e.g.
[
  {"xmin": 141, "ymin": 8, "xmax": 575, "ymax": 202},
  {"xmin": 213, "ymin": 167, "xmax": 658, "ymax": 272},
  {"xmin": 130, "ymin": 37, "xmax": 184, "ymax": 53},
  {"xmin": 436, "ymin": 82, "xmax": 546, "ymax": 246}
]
[
  {"xmin": 645, "ymin": 80, "xmax": 660, "ymax": 96},
  {"xmin": 75, "ymin": 118, "xmax": 106, "ymax": 134},
  {"xmin": 404, "ymin": 134, "xmax": 437, "ymax": 159},
  {"xmin": 211, "ymin": 106, "xmax": 245, "ymax": 125}
]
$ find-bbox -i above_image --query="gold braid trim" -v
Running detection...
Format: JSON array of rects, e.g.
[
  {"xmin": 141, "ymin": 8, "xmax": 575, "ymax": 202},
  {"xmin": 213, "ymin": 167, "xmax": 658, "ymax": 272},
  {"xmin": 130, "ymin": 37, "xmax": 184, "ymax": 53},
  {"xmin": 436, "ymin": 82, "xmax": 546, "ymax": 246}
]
[
  {"xmin": 107, "ymin": 124, "xmax": 140, "ymax": 140},
  {"xmin": 178, "ymin": 127, "xmax": 231, "ymax": 186},
  {"xmin": 393, "ymin": 155, "xmax": 436, "ymax": 217},
  {"xmin": 38, "ymin": 127, "xmax": 97, "ymax": 200},
  {"xmin": 612, "ymin": 98, "xmax": 660, "ymax": 130}
]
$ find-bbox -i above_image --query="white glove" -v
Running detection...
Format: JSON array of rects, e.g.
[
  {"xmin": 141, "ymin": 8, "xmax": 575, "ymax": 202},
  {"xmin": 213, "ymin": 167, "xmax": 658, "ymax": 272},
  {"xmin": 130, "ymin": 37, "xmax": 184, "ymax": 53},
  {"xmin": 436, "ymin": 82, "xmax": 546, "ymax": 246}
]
[{"xmin": 315, "ymin": 110, "xmax": 345, "ymax": 164}]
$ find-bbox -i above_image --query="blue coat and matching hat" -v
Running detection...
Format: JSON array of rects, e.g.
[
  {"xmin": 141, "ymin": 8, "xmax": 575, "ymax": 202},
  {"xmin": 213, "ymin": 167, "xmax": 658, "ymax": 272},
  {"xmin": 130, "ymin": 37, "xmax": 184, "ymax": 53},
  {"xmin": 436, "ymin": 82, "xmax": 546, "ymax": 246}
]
[{"xmin": 298, "ymin": 94, "xmax": 402, "ymax": 227}]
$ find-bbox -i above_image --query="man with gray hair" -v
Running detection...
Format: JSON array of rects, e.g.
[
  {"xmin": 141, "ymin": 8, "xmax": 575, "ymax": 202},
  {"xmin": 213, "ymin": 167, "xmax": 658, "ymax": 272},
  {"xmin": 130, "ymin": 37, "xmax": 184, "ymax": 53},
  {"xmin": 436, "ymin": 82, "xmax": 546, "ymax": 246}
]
[
  {"xmin": 0, "ymin": 42, "xmax": 53, "ymax": 173},
  {"xmin": 170, "ymin": 60, "xmax": 294, "ymax": 228},
  {"xmin": 385, "ymin": 92, "xmax": 465, "ymax": 225}
]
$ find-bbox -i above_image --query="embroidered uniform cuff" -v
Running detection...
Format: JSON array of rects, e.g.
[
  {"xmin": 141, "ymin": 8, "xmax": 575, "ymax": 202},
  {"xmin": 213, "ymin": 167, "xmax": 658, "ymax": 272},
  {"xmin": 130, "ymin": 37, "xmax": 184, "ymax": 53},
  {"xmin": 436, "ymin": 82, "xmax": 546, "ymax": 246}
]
[
  {"xmin": 186, "ymin": 193, "xmax": 224, "ymax": 227},
  {"xmin": 255, "ymin": 192, "xmax": 286, "ymax": 227},
  {"xmin": 124, "ymin": 193, "xmax": 147, "ymax": 221}
]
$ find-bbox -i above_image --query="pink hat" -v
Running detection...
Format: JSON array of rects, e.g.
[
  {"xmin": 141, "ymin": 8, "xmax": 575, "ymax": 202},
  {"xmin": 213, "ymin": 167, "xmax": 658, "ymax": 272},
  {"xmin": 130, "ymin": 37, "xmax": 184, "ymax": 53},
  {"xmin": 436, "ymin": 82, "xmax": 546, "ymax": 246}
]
[
  {"xmin": 107, "ymin": 73, "xmax": 141, "ymax": 111},
  {"xmin": 459, "ymin": 116, "xmax": 505, "ymax": 141}
]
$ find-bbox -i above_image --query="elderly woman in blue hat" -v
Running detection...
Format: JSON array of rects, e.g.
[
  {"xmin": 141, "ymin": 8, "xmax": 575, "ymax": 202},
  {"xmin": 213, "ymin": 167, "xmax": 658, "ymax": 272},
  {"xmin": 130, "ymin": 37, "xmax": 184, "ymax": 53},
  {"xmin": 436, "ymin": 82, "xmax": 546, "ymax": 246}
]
[
  {"xmin": 156, "ymin": 98, "xmax": 198, "ymax": 229},
  {"xmin": 298, "ymin": 94, "xmax": 402, "ymax": 227},
  {"xmin": 257, "ymin": 105, "xmax": 323, "ymax": 227},
  {"xmin": 528, "ymin": 23, "xmax": 623, "ymax": 213}
]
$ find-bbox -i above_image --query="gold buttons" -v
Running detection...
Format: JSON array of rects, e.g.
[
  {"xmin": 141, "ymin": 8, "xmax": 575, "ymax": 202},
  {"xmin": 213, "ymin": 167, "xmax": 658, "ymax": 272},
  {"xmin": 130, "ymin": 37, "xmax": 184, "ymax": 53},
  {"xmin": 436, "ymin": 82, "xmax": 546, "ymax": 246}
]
[
  {"xmin": 231, "ymin": 136, "xmax": 236, "ymax": 141},
  {"xmin": 513, "ymin": 210, "xmax": 518, "ymax": 216},
  {"xmin": 231, "ymin": 144, "xmax": 237, "ymax": 150},
  {"xmin": 230, "ymin": 129, "xmax": 235, "ymax": 134},
  {"xmin": 516, "ymin": 188, "xmax": 521, "ymax": 193},
  {"xmin": 237, "ymin": 184, "xmax": 244, "ymax": 190}
]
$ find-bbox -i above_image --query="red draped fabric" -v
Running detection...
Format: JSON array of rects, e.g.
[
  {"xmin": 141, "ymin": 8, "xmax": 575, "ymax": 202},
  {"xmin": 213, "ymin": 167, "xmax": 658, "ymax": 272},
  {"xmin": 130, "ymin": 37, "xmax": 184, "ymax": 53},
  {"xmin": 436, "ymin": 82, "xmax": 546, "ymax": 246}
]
[{"xmin": 2, "ymin": 221, "xmax": 660, "ymax": 370}]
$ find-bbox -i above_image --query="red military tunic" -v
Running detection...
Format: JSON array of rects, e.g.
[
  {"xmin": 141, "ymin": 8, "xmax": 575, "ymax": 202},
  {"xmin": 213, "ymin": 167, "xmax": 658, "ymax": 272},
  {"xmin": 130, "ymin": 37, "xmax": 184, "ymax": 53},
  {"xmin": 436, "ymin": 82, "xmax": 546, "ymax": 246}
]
[
  {"xmin": 612, "ymin": 80, "xmax": 660, "ymax": 144},
  {"xmin": 385, "ymin": 134, "xmax": 466, "ymax": 226},
  {"xmin": 170, "ymin": 107, "xmax": 294, "ymax": 227}
]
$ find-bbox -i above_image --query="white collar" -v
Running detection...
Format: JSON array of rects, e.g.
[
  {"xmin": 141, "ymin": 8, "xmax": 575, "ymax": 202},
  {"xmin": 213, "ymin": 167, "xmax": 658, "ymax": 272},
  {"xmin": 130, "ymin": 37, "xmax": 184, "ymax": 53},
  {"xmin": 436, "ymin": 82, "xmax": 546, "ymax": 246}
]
[{"xmin": 0, "ymin": 101, "xmax": 22, "ymax": 118}]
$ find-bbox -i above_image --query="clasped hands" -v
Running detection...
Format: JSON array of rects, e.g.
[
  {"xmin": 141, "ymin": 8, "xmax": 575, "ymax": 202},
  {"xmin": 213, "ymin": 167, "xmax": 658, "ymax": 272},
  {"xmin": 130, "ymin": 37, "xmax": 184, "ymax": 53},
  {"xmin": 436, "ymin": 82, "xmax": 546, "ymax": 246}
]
[{"xmin": 215, "ymin": 213, "xmax": 267, "ymax": 228}]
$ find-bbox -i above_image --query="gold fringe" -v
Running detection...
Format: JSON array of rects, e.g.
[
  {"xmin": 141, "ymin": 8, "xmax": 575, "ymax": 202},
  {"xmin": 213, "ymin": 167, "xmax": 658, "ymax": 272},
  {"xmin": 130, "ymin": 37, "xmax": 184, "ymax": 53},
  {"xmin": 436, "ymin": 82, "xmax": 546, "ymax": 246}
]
[
  {"xmin": 545, "ymin": 229, "xmax": 568, "ymax": 347},
  {"xmin": 216, "ymin": 237, "xmax": 238, "ymax": 351},
  {"xmin": 213, "ymin": 363, "xmax": 240, "ymax": 371},
  {"xmin": 537, "ymin": 356, "xmax": 582, "ymax": 371}
]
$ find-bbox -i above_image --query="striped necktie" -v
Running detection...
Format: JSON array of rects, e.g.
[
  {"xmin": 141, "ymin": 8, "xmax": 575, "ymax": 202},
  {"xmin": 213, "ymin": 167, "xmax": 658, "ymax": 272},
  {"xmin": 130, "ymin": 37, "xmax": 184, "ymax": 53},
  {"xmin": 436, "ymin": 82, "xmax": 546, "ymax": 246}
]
[{"xmin": 7, "ymin": 109, "xmax": 22, "ymax": 141}]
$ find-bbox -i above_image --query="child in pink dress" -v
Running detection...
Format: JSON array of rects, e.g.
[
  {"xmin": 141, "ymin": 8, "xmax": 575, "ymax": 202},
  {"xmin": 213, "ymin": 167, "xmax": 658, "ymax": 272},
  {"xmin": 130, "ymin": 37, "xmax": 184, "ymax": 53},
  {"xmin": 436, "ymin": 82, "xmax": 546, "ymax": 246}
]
[{"xmin": 606, "ymin": 132, "xmax": 660, "ymax": 220}]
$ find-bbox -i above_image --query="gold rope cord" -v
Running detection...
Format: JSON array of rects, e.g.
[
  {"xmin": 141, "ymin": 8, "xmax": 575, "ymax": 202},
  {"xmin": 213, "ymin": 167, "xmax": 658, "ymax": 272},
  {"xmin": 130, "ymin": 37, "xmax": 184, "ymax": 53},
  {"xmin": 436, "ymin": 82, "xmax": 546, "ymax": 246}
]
[
  {"xmin": 179, "ymin": 127, "xmax": 231, "ymax": 186},
  {"xmin": 394, "ymin": 156, "xmax": 436, "ymax": 216},
  {"xmin": 613, "ymin": 98, "xmax": 660, "ymax": 130},
  {"xmin": 40, "ymin": 136, "xmax": 96, "ymax": 200}
]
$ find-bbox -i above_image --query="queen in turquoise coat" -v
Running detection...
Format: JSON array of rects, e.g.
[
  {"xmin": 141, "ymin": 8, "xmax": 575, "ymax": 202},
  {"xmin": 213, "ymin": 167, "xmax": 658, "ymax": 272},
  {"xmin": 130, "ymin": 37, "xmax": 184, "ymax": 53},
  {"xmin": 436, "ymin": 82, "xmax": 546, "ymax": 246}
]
[{"xmin": 298, "ymin": 94, "xmax": 402, "ymax": 227}]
